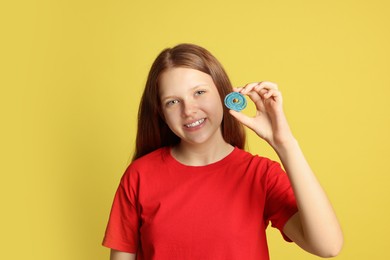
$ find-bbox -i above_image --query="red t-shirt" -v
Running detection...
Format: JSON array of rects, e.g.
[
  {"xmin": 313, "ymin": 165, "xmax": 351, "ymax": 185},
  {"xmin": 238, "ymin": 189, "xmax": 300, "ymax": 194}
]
[{"xmin": 103, "ymin": 147, "xmax": 297, "ymax": 259}]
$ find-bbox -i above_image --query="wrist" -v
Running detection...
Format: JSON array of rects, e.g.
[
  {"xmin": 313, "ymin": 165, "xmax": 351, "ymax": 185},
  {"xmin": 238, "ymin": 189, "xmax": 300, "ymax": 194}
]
[{"xmin": 271, "ymin": 135, "xmax": 299, "ymax": 155}]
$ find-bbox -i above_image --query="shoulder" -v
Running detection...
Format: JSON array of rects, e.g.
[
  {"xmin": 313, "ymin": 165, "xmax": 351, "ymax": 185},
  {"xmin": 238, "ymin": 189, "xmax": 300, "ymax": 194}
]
[
  {"xmin": 233, "ymin": 147, "xmax": 281, "ymax": 170},
  {"xmin": 131, "ymin": 147, "xmax": 169, "ymax": 168},
  {"xmin": 120, "ymin": 147, "xmax": 170, "ymax": 181}
]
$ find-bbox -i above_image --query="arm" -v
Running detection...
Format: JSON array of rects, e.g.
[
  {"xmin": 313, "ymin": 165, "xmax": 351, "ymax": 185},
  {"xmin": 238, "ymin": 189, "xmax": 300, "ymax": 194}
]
[
  {"xmin": 230, "ymin": 82, "xmax": 343, "ymax": 257},
  {"xmin": 276, "ymin": 139, "xmax": 343, "ymax": 257},
  {"xmin": 110, "ymin": 249, "xmax": 136, "ymax": 260}
]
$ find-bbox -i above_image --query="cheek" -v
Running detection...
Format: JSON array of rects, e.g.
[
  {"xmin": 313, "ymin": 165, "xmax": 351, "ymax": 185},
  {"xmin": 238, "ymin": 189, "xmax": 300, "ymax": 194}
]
[
  {"xmin": 206, "ymin": 98, "xmax": 224, "ymax": 116},
  {"xmin": 162, "ymin": 109, "xmax": 178, "ymax": 128}
]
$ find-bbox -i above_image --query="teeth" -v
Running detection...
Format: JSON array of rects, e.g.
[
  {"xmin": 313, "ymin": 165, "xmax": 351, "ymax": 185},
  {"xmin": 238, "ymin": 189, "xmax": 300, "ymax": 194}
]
[{"xmin": 185, "ymin": 118, "xmax": 205, "ymax": 128}]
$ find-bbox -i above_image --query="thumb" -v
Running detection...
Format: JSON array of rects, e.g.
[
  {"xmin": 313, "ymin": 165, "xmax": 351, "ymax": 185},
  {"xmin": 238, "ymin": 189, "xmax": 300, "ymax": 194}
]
[{"xmin": 229, "ymin": 110, "xmax": 255, "ymax": 130}]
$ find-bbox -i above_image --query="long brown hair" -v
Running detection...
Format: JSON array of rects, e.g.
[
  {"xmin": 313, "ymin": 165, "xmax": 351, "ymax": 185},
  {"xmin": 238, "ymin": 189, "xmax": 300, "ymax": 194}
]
[{"xmin": 132, "ymin": 43, "xmax": 245, "ymax": 161}]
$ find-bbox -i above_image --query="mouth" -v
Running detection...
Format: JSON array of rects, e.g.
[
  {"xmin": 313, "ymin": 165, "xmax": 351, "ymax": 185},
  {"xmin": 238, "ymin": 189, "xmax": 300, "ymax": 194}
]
[{"xmin": 185, "ymin": 118, "xmax": 205, "ymax": 128}]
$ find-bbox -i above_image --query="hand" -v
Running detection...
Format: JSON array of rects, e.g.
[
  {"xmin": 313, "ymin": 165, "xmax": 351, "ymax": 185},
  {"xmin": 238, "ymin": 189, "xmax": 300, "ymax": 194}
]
[
  {"xmin": 231, "ymin": 82, "xmax": 344, "ymax": 257},
  {"xmin": 229, "ymin": 81, "xmax": 294, "ymax": 148}
]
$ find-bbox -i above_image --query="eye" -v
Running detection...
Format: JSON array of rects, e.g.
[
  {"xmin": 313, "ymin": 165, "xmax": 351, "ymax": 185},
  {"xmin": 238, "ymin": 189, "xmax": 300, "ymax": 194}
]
[
  {"xmin": 166, "ymin": 99, "xmax": 179, "ymax": 107},
  {"xmin": 195, "ymin": 90, "xmax": 206, "ymax": 96}
]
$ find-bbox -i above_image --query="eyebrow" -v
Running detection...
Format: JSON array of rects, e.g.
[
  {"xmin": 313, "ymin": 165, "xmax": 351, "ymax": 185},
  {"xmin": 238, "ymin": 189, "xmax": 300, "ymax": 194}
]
[{"xmin": 160, "ymin": 84, "xmax": 210, "ymax": 101}]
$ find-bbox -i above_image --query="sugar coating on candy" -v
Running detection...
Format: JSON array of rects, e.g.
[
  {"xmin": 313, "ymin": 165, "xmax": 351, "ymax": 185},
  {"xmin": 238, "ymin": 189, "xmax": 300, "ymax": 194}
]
[{"xmin": 224, "ymin": 92, "xmax": 247, "ymax": 112}]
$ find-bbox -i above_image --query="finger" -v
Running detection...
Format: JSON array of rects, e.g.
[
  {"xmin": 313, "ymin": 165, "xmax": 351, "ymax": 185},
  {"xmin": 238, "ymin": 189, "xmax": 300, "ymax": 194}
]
[
  {"xmin": 246, "ymin": 91, "xmax": 266, "ymax": 112},
  {"xmin": 228, "ymin": 109, "xmax": 256, "ymax": 130},
  {"xmin": 246, "ymin": 90, "xmax": 263, "ymax": 104},
  {"xmin": 240, "ymin": 82, "xmax": 262, "ymax": 95},
  {"xmin": 240, "ymin": 81, "xmax": 278, "ymax": 96},
  {"xmin": 256, "ymin": 81, "xmax": 278, "ymax": 91},
  {"xmin": 263, "ymin": 89, "xmax": 280, "ymax": 99},
  {"xmin": 262, "ymin": 89, "xmax": 283, "ymax": 105},
  {"xmin": 247, "ymin": 87, "xmax": 281, "ymax": 103},
  {"xmin": 258, "ymin": 88, "xmax": 268, "ymax": 97}
]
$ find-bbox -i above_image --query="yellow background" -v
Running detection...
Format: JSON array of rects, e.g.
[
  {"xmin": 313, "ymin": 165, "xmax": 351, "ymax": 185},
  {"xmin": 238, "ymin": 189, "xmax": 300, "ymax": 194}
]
[{"xmin": 1, "ymin": 0, "xmax": 389, "ymax": 259}]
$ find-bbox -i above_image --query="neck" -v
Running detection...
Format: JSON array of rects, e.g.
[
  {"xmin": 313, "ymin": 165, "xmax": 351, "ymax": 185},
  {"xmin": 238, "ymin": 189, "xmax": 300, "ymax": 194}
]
[{"xmin": 172, "ymin": 140, "xmax": 234, "ymax": 166}]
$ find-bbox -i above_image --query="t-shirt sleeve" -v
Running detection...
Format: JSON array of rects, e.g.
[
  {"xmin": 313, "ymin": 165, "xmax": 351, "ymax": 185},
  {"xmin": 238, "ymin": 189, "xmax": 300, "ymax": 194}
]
[
  {"xmin": 102, "ymin": 167, "xmax": 140, "ymax": 253},
  {"xmin": 263, "ymin": 161, "xmax": 298, "ymax": 242}
]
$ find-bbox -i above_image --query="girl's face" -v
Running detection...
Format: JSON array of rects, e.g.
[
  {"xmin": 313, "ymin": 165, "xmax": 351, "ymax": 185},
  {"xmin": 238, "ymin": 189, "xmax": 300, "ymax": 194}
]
[{"xmin": 159, "ymin": 67, "xmax": 225, "ymax": 147}]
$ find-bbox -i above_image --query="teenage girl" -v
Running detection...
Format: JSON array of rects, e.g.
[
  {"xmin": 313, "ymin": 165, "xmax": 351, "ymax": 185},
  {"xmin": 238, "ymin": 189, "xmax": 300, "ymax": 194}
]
[{"xmin": 103, "ymin": 43, "xmax": 343, "ymax": 260}]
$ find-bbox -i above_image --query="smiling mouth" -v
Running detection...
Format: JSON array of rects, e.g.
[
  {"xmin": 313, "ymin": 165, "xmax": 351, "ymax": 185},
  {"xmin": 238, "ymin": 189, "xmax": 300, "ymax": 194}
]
[{"xmin": 185, "ymin": 118, "xmax": 205, "ymax": 128}]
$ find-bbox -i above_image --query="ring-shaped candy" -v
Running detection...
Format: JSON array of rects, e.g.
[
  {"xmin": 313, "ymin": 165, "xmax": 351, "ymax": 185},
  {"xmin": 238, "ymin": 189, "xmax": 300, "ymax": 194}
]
[{"xmin": 224, "ymin": 92, "xmax": 247, "ymax": 112}]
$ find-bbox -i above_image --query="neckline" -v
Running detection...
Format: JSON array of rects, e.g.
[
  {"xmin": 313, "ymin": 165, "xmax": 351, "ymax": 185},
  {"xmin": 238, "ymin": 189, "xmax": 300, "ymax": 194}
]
[{"xmin": 162, "ymin": 146, "xmax": 239, "ymax": 172}]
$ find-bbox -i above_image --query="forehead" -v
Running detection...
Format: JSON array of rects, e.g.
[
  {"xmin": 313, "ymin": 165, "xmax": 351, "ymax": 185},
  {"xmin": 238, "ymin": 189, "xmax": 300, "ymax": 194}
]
[
  {"xmin": 159, "ymin": 67, "xmax": 212, "ymax": 85},
  {"xmin": 158, "ymin": 67, "xmax": 215, "ymax": 94}
]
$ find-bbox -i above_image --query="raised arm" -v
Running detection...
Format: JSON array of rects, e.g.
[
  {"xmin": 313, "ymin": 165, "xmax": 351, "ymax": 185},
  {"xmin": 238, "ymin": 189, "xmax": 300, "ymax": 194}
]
[
  {"xmin": 230, "ymin": 82, "xmax": 343, "ymax": 257},
  {"xmin": 110, "ymin": 249, "xmax": 136, "ymax": 260}
]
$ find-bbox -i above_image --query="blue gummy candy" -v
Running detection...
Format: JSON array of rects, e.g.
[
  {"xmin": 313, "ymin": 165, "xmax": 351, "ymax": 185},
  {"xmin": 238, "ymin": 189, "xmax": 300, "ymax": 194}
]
[{"xmin": 224, "ymin": 92, "xmax": 247, "ymax": 112}]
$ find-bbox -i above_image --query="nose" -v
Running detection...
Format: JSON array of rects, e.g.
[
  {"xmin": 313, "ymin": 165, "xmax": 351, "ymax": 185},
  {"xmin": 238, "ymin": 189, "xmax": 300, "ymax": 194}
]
[{"xmin": 182, "ymin": 99, "xmax": 197, "ymax": 117}]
